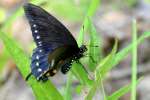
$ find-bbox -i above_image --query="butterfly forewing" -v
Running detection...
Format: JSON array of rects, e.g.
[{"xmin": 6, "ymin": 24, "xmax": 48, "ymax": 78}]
[{"xmin": 24, "ymin": 3, "xmax": 78, "ymax": 50}]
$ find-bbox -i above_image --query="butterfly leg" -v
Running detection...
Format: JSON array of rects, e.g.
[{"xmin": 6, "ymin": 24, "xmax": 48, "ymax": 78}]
[
  {"xmin": 25, "ymin": 72, "xmax": 32, "ymax": 81},
  {"xmin": 59, "ymin": 59, "xmax": 72, "ymax": 74}
]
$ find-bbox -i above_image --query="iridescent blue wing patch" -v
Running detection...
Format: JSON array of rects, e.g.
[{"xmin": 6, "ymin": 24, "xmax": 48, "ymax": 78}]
[{"xmin": 31, "ymin": 47, "xmax": 50, "ymax": 81}]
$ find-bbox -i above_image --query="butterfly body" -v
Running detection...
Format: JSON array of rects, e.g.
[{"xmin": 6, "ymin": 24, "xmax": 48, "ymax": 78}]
[{"xmin": 24, "ymin": 3, "xmax": 87, "ymax": 81}]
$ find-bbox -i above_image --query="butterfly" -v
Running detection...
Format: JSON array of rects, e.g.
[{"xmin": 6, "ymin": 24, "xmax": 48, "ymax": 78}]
[{"xmin": 24, "ymin": 3, "xmax": 87, "ymax": 81}]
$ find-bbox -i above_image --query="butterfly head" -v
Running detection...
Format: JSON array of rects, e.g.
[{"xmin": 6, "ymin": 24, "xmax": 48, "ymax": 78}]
[{"xmin": 79, "ymin": 45, "xmax": 87, "ymax": 54}]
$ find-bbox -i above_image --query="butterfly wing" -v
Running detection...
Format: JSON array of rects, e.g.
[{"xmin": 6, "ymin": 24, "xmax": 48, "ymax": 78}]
[
  {"xmin": 24, "ymin": 3, "xmax": 78, "ymax": 50},
  {"xmin": 24, "ymin": 3, "xmax": 79, "ymax": 81},
  {"xmin": 31, "ymin": 47, "xmax": 50, "ymax": 81}
]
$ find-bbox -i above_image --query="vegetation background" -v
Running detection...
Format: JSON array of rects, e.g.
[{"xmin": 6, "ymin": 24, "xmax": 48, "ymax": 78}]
[{"xmin": 0, "ymin": 0, "xmax": 150, "ymax": 100}]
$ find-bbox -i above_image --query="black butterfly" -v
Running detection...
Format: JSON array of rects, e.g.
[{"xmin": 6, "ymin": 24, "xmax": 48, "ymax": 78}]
[{"xmin": 24, "ymin": 3, "xmax": 87, "ymax": 81}]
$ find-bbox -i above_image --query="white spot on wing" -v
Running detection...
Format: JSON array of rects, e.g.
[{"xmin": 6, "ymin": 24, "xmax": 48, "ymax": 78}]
[
  {"xmin": 36, "ymin": 62, "xmax": 39, "ymax": 66},
  {"xmin": 36, "ymin": 55, "xmax": 39, "ymax": 60},
  {"xmin": 37, "ymin": 68, "xmax": 42, "ymax": 72},
  {"xmin": 38, "ymin": 42, "xmax": 42, "ymax": 46},
  {"xmin": 35, "ymin": 30, "xmax": 38, "ymax": 33},
  {"xmin": 38, "ymin": 41, "xmax": 42, "ymax": 44},
  {"xmin": 36, "ymin": 36, "xmax": 40, "ymax": 39},
  {"xmin": 39, "ymin": 49, "xmax": 42, "ymax": 52},
  {"xmin": 33, "ymin": 24, "xmax": 37, "ymax": 27}
]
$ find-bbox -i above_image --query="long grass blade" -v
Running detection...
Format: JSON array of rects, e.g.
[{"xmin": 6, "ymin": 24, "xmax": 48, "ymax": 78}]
[
  {"xmin": 108, "ymin": 78, "xmax": 141, "ymax": 100},
  {"xmin": 88, "ymin": 18, "xmax": 101, "ymax": 71},
  {"xmin": 64, "ymin": 72, "xmax": 73, "ymax": 100},
  {"xmin": 0, "ymin": 31, "xmax": 63, "ymax": 100},
  {"xmin": 131, "ymin": 19, "xmax": 137, "ymax": 100},
  {"xmin": 85, "ymin": 39, "xmax": 118, "ymax": 100},
  {"xmin": 77, "ymin": 0, "xmax": 100, "ymax": 46},
  {"xmin": 72, "ymin": 0, "xmax": 100, "ymax": 85}
]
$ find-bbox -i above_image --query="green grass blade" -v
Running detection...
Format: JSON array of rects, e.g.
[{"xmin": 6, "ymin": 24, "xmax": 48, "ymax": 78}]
[
  {"xmin": 131, "ymin": 19, "xmax": 137, "ymax": 100},
  {"xmin": 64, "ymin": 72, "xmax": 73, "ymax": 100},
  {"xmin": 71, "ymin": 0, "xmax": 100, "ymax": 85},
  {"xmin": 108, "ymin": 79, "xmax": 141, "ymax": 100},
  {"xmin": 88, "ymin": 18, "xmax": 102, "ymax": 71},
  {"xmin": 71, "ymin": 63, "xmax": 93, "ymax": 86},
  {"xmin": 0, "ymin": 31, "xmax": 63, "ymax": 100},
  {"xmin": 77, "ymin": 0, "xmax": 100, "ymax": 46},
  {"xmin": 0, "ymin": 32, "xmax": 29, "ymax": 76},
  {"xmin": 86, "ymin": 0, "xmax": 100, "ymax": 17},
  {"xmin": 29, "ymin": 79, "xmax": 63, "ymax": 100},
  {"xmin": 85, "ymin": 72, "xmax": 103, "ymax": 100},
  {"xmin": 85, "ymin": 39, "xmax": 118, "ymax": 100},
  {"xmin": 112, "ymin": 31, "xmax": 150, "ymax": 68},
  {"xmin": 97, "ymin": 39, "xmax": 118, "ymax": 77},
  {"xmin": 108, "ymin": 85, "xmax": 131, "ymax": 100},
  {"xmin": 99, "ymin": 31, "xmax": 150, "ymax": 77}
]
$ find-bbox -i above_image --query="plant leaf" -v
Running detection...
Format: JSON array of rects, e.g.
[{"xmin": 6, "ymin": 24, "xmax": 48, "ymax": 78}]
[
  {"xmin": 71, "ymin": 0, "xmax": 100, "ymax": 85},
  {"xmin": 0, "ymin": 31, "xmax": 63, "ymax": 100},
  {"xmin": 131, "ymin": 19, "xmax": 137, "ymax": 100},
  {"xmin": 107, "ymin": 78, "xmax": 141, "ymax": 100},
  {"xmin": 64, "ymin": 72, "xmax": 73, "ymax": 100},
  {"xmin": 85, "ymin": 39, "xmax": 118, "ymax": 100},
  {"xmin": 88, "ymin": 18, "xmax": 102, "ymax": 71},
  {"xmin": 96, "ymin": 39, "xmax": 118, "ymax": 77},
  {"xmin": 85, "ymin": 72, "xmax": 103, "ymax": 100},
  {"xmin": 77, "ymin": 0, "xmax": 100, "ymax": 46},
  {"xmin": 71, "ymin": 63, "xmax": 93, "ymax": 86},
  {"xmin": 112, "ymin": 31, "xmax": 150, "ymax": 68}
]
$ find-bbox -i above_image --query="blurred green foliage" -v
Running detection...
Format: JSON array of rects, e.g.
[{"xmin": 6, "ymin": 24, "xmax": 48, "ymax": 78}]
[
  {"xmin": 0, "ymin": 8, "xmax": 6, "ymax": 23},
  {"xmin": 31, "ymin": 0, "xmax": 91, "ymax": 21},
  {"xmin": 0, "ymin": 0, "xmax": 150, "ymax": 100},
  {"xmin": 0, "ymin": 49, "xmax": 10, "ymax": 72}
]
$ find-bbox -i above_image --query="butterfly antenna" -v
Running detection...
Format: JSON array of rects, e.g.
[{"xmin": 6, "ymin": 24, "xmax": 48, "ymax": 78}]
[
  {"xmin": 85, "ymin": 45, "xmax": 99, "ymax": 47},
  {"xmin": 25, "ymin": 72, "xmax": 32, "ymax": 81}
]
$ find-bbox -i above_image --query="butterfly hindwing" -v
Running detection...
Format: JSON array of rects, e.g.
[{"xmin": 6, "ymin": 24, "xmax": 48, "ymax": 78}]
[{"xmin": 31, "ymin": 47, "xmax": 50, "ymax": 80}]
